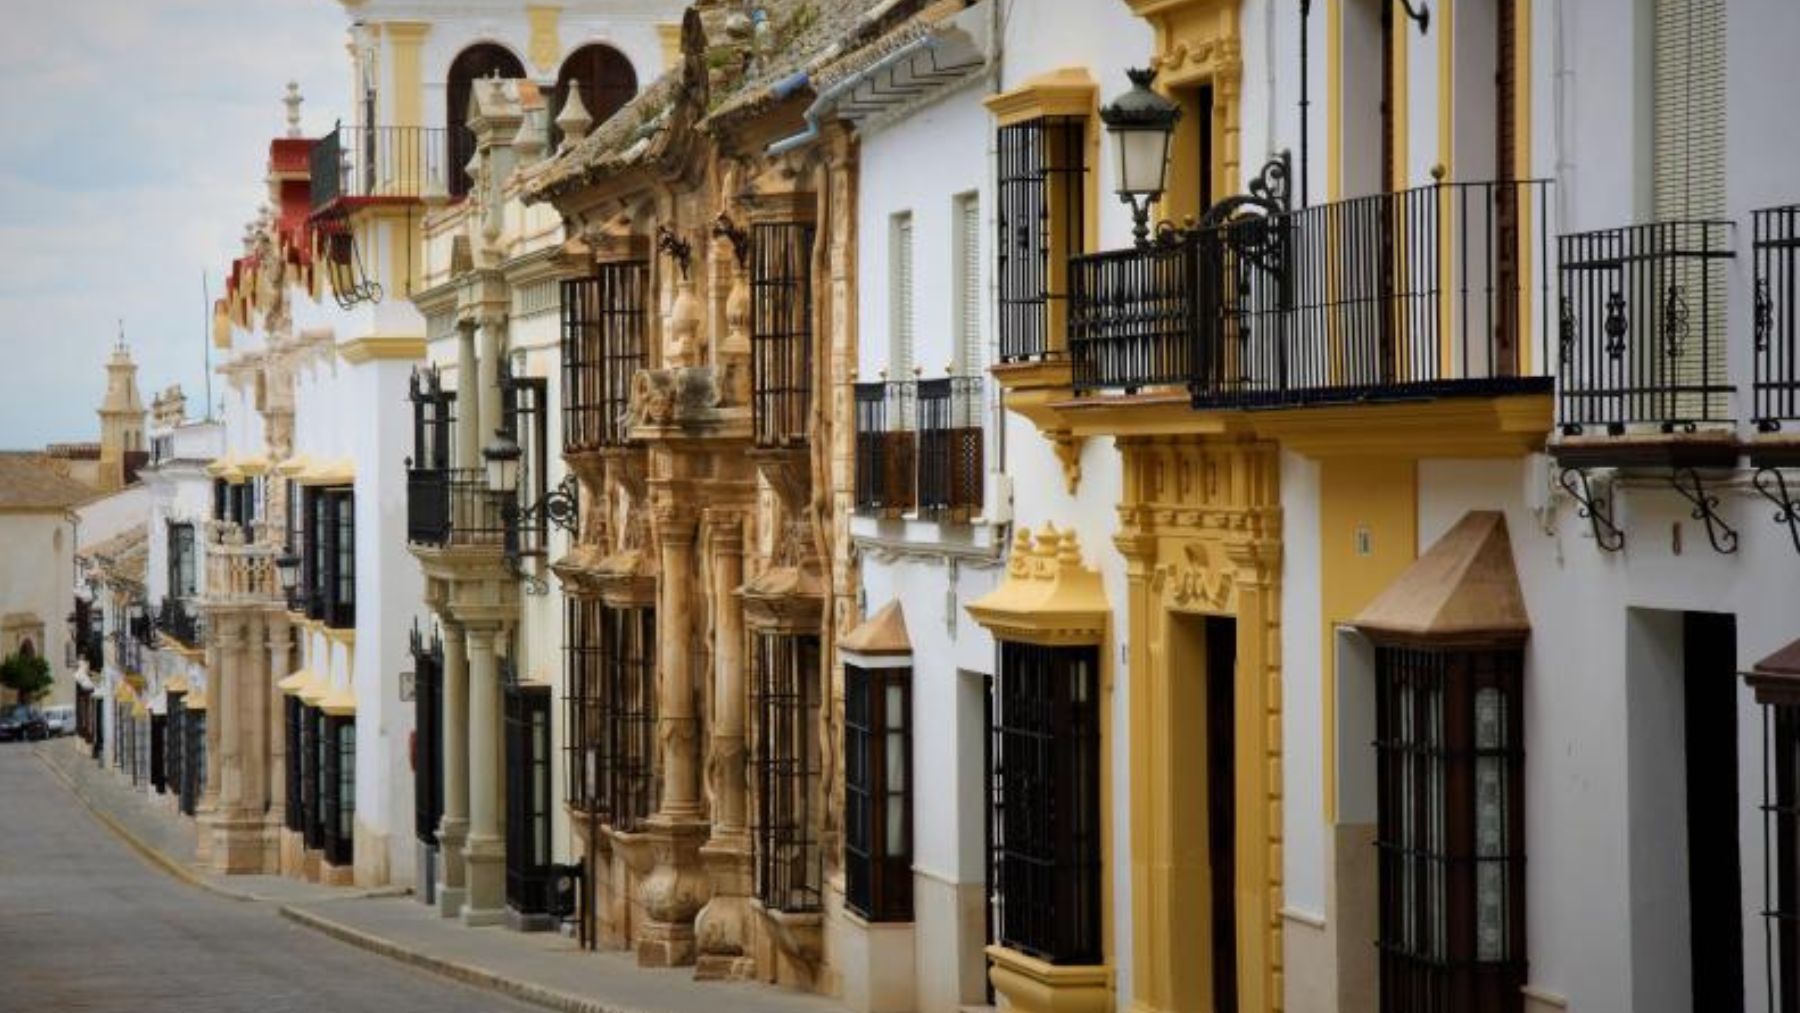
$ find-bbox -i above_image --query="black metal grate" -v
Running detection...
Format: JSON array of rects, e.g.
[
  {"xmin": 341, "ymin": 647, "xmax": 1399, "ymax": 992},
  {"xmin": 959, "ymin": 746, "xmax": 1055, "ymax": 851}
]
[
  {"xmin": 1755, "ymin": 205, "xmax": 1800, "ymax": 432},
  {"xmin": 991, "ymin": 642, "xmax": 1101, "ymax": 964},
  {"xmin": 751, "ymin": 222, "xmax": 817, "ymax": 449},
  {"xmin": 412, "ymin": 625, "xmax": 444, "ymax": 846},
  {"xmin": 753, "ymin": 633, "xmax": 823, "ymax": 913},
  {"xmin": 1558, "ymin": 218, "xmax": 1735, "ymax": 434},
  {"xmin": 321, "ymin": 715, "xmax": 355, "ymax": 867},
  {"xmin": 917, "ymin": 376, "xmax": 985, "ymax": 518},
  {"xmin": 1759, "ymin": 703, "xmax": 1800, "ymax": 1011},
  {"xmin": 285, "ymin": 695, "xmax": 305, "ymax": 832},
  {"xmin": 505, "ymin": 672, "xmax": 554, "ymax": 916},
  {"xmin": 997, "ymin": 117, "xmax": 1087, "ymax": 363},
  {"xmin": 303, "ymin": 705, "xmax": 324, "ymax": 850},
  {"xmin": 501, "ymin": 364, "xmax": 551, "ymax": 553},
  {"xmin": 562, "ymin": 265, "xmax": 650, "ymax": 452},
  {"xmin": 845, "ymin": 663, "xmax": 912, "ymax": 922},
  {"xmin": 853, "ymin": 381, "xmax": 916, "ymax": 515},
  {"xmin": 1374, "ymin": 645, "xmax": 1526, "ymax": 1013},
  {"xmin": 565, "ymin": 599, "xmax": 657, "ymax": 831}
]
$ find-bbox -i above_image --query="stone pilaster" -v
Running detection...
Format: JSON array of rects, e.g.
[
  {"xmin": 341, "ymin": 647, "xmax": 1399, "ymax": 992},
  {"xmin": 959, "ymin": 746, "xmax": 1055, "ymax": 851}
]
[
  {"xmin": 636, "ymin": 502, "xmax": 710, "ymax": 967},
  {"xmin": 437, "ymin": 617, "xmax": 470, "ymax": 916},
  {"xmin": 696, "ymin": 508, "xmax": 753, "ymax": 979},
  {"xmin": 461, "ymin": 623, "xmax": 506, "ymax": 927}
]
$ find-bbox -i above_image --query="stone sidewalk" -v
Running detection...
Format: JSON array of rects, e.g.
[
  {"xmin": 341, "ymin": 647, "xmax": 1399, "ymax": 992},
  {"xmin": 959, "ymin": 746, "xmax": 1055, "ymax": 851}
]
[
  {"xmin": 33, "ymin": 736, "xmax": 400, "ymax": 905},
  {"xmin": 35, "ymin": 737, "xmax": 847, "ymax": 1013}
]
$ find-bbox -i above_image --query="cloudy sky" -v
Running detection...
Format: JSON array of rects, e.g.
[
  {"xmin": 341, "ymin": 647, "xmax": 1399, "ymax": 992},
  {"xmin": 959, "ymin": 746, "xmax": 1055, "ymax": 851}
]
[{"xmin": 0, "ymin": 0, "xmax": 350, "ymax": 449}]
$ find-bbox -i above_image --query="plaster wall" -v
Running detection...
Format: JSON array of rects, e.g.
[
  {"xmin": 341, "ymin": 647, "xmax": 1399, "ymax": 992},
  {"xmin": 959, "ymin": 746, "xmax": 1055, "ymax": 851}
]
[{"xmin": 0, "ymin": 512, "xmax": 76, "ymax": 703}]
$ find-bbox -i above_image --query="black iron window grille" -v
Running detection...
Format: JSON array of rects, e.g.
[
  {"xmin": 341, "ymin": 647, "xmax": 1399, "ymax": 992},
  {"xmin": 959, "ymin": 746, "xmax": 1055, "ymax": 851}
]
[
  {"xmin": 167, "ymin": 691, "xmax": 185, "ymax": 808},
  {"xmin": 321, "ymin": 714, "xmax": 355, "ymax": 867},
  {"xmin": 1374, "ymin": 644, "xmax": 1526, "ymax": 1013},
  {"xmin": 990, "ymin": 641, "xmax": 1101, "ymax": 964},
  {"xmin": 1754, "ymin": 205, "xmax": 1800, "ymax": 432},
  {"xmin": 213, "ymin": 477, "xmax": 227, "ymax": 522},
  {"xmin": 309, "ymin": 122, "xmax": 447, "ymax": 211},
  {"xmin": 412, "ymin": 624, "xmax": 444, "ymax": 846},
  {"xmin": 917, "ymin": 376, "xmax": 985, "ymax": 518},
  {"xmin": 1067, "ymin": 174, "xmax": 1554, "ymax": 405},
  {"xmin": 303, "ymin": 704, "xmax": 324, "ymax": 850},
  {"xmin": 1558, "ymin": 218, "xmax": 1735, "ymax": 434},
  {"xmin": 185, "ymin": 709, "xmax": 205, "ymax": 814},
  {"xmin": 562, "ymin": 264, "xmax": 650, "ymax": 453},
  {"xmin": 845, "ymin": 663, "xmax": 912, "ymax": 923},
  {"xmin": 285, "ymin": 695, "xmax": 305, "ymax": 833},
  {"xmin": 150, "ymin": 713, "xmax": 167, "ymax": 794},
  {"xmin": 168, "ymin": 523, "xmax": 197, "ymax": 599},
  {"xmin": 751, "ymin": 222, "xmax": 817, "ymax": 449},
  {"xmin": 302, "ymin": 486, "xmax": 355, "ymax": 626},
  {"xmin": 564, "ymin": 599, "xmax": 658, "ymax": 830},
  {"xmin": 997, "ymin": 117, "xmax": 1088, "ymax": 364},
  {"xmin": 285, "ymin": 478, "xmax": 306, "ymax": 612},
  {"xmin": 753, "ymin": 632, "xmax": 823, "ymax": 913},
  {"xmin": 1761, "ymin": 702, "xmax": 1800, "ymax": 1012},
  {"xmin": 505, "ymin": 668, "xmax": 555, "ymax": 916},
  {"xmin": 407, "ymin": 365, "xmax": 456, "ymax": 545},
  {"xmin": 853, "ymin": 380, "xmax": 916, "ymax": 516},
  {"xmin": 501, "ymin": 363, "xmax": 552, "ymax": 553}
]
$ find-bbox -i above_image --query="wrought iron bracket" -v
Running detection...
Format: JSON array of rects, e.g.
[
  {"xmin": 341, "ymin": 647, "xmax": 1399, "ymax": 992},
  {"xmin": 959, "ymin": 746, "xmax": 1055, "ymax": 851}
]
[
  {"xmin": 1753, "ymin": 466, "xmax": 1800, "ymax": 555},
  {"xmin": 501, "ymin": 474, "xmax": 579, "ymax": 596},
  {"xmin": 1558, "ymin": 467, "xmax": 1625, "ymax": 552},
  {"xmin": 712, "ymin": 212, "xmax": 750, "ymax": 267},
  {"xmin": 657, "ymin": 225, "xmax": 693, "ymax": 279},
  {"xmin": 317, "ymin": 213, "xmax": 384, "ymax": 309},
  {"xmin": 1667, "ymin": 467, "xmax": 1738, "ymax": 554},
  {"xmin": 1395, "ymin": 0, "xmax": 1430, "ymax": 34}
]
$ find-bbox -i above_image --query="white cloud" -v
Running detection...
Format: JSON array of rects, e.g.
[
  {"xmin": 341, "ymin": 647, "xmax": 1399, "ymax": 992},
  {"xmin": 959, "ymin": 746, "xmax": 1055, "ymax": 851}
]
[{"xmin": 0, "ymin": 0, "xmax": 350, "ymax": 446}]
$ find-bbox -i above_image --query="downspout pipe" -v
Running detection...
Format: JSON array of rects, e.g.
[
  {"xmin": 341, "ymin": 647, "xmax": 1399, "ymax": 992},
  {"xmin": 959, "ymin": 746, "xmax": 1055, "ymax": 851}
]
[{"xmin": 766, "ymin": 34, "xmax": 941, "ymax": 156}]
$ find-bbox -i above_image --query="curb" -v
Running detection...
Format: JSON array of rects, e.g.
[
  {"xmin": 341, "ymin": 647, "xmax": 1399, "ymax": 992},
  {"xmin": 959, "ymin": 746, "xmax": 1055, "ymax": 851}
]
[
  {"xmin": 32, "ymin": 742, "xmax": 412, "ymax": 906},
  {"xmin": 278, "ymin": 905, "xmax": 649, "ymax": 1013}
]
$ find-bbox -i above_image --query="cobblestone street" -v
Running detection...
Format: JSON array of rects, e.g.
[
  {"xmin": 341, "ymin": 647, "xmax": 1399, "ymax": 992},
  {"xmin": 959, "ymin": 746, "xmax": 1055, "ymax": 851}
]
[{"xmin": 0, "ymin": 743, "xmax": 538, "ymax": 1013}]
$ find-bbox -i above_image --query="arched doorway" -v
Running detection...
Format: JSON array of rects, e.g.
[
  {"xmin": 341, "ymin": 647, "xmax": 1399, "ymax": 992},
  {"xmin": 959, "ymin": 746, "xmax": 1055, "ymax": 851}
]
[
  {"xmin": 447, "ymin": 43, "xmax": 526, "ymax": 197},
  {"xmin": 551, "ymin": 45, "xmax": 638, "ymax": 151},
  {"xmin": 18, "ymin": 639, "xmax": 34, "ymax": 659}
]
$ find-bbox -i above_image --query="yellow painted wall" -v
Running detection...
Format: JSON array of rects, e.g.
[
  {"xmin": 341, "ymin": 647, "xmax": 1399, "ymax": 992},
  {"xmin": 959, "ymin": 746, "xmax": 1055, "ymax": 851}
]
[{"xmin": 1317, "ymin": 456, "xmax": 1415, "ymax": 823}]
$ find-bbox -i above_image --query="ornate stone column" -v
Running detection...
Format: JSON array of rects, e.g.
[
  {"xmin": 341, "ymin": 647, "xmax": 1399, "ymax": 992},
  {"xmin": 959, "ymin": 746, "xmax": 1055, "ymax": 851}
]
[
  {"xmin": 636, "ymin": 501, "xmax": 710, "ymax": 967},
  {"xmin": 437, "ymin": 617, "xmax": 470, "ymax": 916},
  {"xmin": 696, "ymin": 509, "xmax": 752, "ymax": 979},
  {"xmin": 461, "ymin": 622, "xmax": 506, "ymax": 926}
]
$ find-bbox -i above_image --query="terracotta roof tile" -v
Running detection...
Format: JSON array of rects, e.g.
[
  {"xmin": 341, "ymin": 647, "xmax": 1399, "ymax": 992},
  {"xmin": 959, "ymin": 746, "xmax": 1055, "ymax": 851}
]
[{"xmin": 0, "ymin": 454, "xmax": 96, "ymax": 510}]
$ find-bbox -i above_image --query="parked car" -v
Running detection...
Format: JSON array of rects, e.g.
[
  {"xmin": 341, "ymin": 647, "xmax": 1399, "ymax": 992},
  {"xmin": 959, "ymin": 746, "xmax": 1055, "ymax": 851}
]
[
  {"xmin": 42, "ymin": 705, "xmax": 75, "ymax": 737},
  {"xmin": 0, "ymin": 705, "xmax": 49, "ymax": 742}
]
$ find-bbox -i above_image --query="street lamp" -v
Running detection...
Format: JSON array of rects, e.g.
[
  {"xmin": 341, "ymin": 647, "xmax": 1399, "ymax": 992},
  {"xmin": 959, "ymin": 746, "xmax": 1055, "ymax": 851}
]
[
  {"xmin": 1100, "ymin": 67, "xmax": 1182, "ymax": 249},
  {"xmin": 275, "ymin": 553, "xmax": 301, "ymax": 604},
  {"xmin": 482, "ymin": 428, "xmax": 523, "ymax": 497}
]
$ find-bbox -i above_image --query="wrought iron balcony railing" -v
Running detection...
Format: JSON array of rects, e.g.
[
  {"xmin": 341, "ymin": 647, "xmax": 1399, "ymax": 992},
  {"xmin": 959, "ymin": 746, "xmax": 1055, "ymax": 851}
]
[
  {"xmin": 1557, "ymin": 219, "xmax": 1735, "ymax": 435},
  {"xmin": 310, "ymin": 123, "xmax": 448, "ymax": 212},
  {"xmin": 1754, "ymin": 205, "xmax": 1800, "ymax": 433},
  {"xmin": 407, "ymin": 467, "xmax": 507, "ymax": 548},
  {"xmin": 155, "ymin": 596, "xmax": 202, "ymax": 648},
  {"xmin": 854, "ymin": 376, "xmax": 986, "ymax": 520},
  {"xmin": 1068, "ymin": 177, "xmax": 1555, "ymax": 406},
  {"xmin": 854, "ymin": 381, "xmax": 916, "ymax": 516},
  {"xmin": 917, "ymin": 376, "xmax": 984, "ymax": 518}
]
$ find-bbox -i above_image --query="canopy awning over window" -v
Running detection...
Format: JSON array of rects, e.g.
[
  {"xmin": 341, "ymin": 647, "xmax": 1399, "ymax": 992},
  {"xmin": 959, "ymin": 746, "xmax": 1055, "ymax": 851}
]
[{"xmin": 1352, "ymin": 511, "xmax": 1530, "ymax": 647}]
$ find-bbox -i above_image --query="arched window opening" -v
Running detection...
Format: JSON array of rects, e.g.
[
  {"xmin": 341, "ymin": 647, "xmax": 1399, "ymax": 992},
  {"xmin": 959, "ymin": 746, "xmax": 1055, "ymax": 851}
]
[
  {"xmin": 447, "ymin": 43, "xmax": 526, "ymax": 198},
  {"xmin": 18, "ymin": 639, "xmax": 35, "ymax": 659},
  {"xmin": 551, "ymin": 45, "xmax": 638, "ymax": 151}
]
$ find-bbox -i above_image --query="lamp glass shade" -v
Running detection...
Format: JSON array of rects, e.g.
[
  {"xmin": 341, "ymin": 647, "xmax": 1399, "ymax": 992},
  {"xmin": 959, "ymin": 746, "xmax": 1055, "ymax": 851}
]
[
  {"xmin": 1113, "ymin": 124, "xmax": 1174, "ymax": 200},
  {"xmin": 275, "ymin": 555, "xmax": 300, "ymax": 594},
  {"xmin": 483, "ymin": 433, "xmax": 522, "ymax": 495}
]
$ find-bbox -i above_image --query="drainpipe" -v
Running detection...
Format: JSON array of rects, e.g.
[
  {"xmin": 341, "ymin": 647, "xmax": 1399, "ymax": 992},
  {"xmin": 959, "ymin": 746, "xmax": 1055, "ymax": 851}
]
[{"xmin": 765, "ymin": 35, "xmax": 941, "ymax": 156}]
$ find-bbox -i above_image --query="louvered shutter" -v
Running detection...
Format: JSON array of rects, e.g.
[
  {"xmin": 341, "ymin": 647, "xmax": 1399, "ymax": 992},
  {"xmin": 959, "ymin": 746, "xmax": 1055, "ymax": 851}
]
[
  {"xmin": 956, "ymin": 193, "xmax": 983, "ymax": 375},
  {"xmin": 1652, "ymin": 0, "xmax": 1727, "ymax": 418},
  {"xmin": 891, "ymin": 213, "xmax": 915, "ymax": 379}
]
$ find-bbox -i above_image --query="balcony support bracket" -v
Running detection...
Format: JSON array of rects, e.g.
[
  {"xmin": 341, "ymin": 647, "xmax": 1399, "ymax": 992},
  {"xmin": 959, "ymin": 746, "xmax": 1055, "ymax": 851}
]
[
  {"xmin": 1558, "ymin": 467, "xmax": 1625, "ymax": 552},
  {"xmin": 1753, "ymin": 466, "xmax": 1800, "ymax": 555},
  {"xmin": 1668, "ymin": 467, "xmax": 1738, "ymax": 555}
]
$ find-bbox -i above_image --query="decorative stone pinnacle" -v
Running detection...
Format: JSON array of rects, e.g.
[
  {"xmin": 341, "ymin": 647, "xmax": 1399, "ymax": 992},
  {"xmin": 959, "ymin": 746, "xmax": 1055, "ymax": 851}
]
[
  {"xmin": 284, "ymin": 82, "xmax": 304, "ymax": 138},
  {"xmin": 555, "ymin": 81, "xmax": 593, "ymax": 153}
]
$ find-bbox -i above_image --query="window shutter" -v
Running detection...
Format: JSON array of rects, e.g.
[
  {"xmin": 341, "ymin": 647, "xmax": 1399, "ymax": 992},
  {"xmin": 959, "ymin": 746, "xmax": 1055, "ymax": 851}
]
[
  {"xmin": 891, "ymin": 213, "xmax": 915, "ymax": 379},
  {"xmin": 956, "ymin": 193, "xmax": 983, "ymax": 375},
  {"xmin": 1652, "ymin": 0, "xmax": 1727, "ymax": 416}
]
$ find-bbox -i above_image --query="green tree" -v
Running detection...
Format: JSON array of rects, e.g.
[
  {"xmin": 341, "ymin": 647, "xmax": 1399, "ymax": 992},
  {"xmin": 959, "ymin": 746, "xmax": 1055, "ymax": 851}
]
[{"xmin": 0, "ymin": 652, "xmax": 53, "ymax": 704}]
